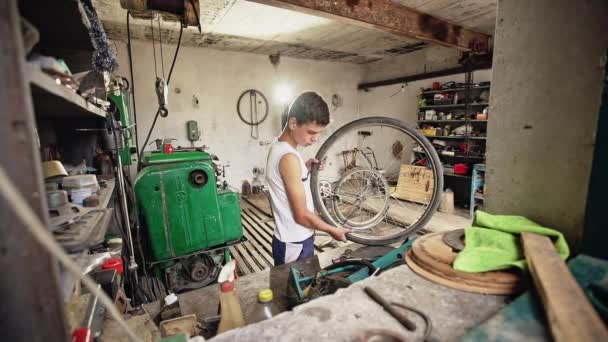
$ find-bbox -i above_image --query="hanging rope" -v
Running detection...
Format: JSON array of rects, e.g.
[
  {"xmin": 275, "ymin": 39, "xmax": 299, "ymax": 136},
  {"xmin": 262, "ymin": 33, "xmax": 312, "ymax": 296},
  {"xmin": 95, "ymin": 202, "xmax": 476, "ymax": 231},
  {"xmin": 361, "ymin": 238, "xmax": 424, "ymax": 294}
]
[
  {"xmin": 150, "ymin": 17, "xmax": 158, "ymax": 78},
  {"xmin": 157, "ymin": 17, "xmax": 165, "ymax": 78}
]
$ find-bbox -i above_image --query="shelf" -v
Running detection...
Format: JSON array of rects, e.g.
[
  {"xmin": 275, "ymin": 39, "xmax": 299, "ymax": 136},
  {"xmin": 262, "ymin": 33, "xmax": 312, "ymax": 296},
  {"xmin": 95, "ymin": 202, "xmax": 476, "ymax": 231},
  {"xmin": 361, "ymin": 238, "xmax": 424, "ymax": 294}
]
[
  {"xmin": 424, "ymin": 135, "xmax": 487, "ymax": 140},
  {"xmin": 474, "ymin": 194, "xmax": 485, "ymax": 201},
  {"xmin": 418, "ymin": 120, "xmax": 487, "ymax": 123},
  {"xmin": 420, "ymin": 85, "xmax": 491, "ymax": 95},
  {"xmin": 27, "ymin": 65, "xmax": 107, "ymax": 119},
  {"xmin": 412, "ymin": 149, "xmax": 485, "ymax": 159},
  {"xmin": 445, "ymin": 173, "xmax": 471, "ymax": 179},
  {"xmin": 419, "ymin": 103, "xmax": 489, "ymax": 110},
  {"xmin": 21, "ymin": 0, "xmax": 95, "ymax": 53}
]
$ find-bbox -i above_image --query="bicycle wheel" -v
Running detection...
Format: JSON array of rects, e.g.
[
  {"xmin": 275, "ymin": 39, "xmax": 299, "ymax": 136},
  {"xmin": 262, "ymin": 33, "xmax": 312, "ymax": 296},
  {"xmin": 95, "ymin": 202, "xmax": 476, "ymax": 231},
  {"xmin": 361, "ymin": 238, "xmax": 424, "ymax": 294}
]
[{"xmin": 311, "ymin": 117, "xmax": 443, "ymax": 246}]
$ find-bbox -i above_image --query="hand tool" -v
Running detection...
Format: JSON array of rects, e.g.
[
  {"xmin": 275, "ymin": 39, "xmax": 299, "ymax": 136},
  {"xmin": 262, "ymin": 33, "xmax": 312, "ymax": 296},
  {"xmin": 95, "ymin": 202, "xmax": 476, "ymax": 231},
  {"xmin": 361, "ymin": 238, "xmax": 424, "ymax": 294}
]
[{"xmin": 364, "ymin": 286, "xmax": 416, "ymax": 331}]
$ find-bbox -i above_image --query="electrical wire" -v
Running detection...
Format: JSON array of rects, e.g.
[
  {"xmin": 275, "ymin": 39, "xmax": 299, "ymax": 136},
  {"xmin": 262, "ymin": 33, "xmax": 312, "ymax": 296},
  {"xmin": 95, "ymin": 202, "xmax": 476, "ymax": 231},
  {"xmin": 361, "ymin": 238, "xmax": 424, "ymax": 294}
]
[
  {"xmin": 137, "ymin": 24, "xmax": 184, "ymax": 169},
  {"xmin": 0, "ymin": 166, "xmax": 141, "ymax": 342}
]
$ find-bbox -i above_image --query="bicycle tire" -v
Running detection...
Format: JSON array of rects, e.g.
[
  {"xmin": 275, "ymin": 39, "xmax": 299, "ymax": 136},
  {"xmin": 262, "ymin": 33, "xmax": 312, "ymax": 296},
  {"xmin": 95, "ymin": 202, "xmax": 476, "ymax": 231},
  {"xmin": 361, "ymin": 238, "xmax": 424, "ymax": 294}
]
[
  {"xmin": 236, "ymin": 89, "xmax": 269, "ymax": 125},
  {"xmin": 311, "ymin": 116, "xmax": 443, "ymax": 246}
]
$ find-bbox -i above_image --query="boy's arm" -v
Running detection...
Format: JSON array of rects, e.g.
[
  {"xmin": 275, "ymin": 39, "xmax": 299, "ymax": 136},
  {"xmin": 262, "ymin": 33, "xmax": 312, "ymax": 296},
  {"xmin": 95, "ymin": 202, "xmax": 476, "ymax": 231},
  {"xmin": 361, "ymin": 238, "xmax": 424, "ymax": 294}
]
[{"xmin": 279, "ymin": 153, "xmax": 350, "ymax": 241}]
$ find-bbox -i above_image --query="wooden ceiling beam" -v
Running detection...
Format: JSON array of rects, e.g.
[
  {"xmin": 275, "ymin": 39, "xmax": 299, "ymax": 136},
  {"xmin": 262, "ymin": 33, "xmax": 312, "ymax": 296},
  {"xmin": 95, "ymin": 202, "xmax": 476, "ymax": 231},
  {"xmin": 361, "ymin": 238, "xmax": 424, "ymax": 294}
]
[{"xmin": 247, "ymin": 0, "xmax": 490, "ymax": 53}]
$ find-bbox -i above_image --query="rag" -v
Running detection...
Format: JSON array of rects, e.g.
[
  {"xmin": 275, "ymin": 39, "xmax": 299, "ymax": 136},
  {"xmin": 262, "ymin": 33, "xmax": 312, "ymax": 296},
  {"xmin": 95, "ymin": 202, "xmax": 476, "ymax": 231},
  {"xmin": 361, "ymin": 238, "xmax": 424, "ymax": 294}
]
[{"xmin": 453, "ymin": 211, "xmax": 570, "ymax": 273}]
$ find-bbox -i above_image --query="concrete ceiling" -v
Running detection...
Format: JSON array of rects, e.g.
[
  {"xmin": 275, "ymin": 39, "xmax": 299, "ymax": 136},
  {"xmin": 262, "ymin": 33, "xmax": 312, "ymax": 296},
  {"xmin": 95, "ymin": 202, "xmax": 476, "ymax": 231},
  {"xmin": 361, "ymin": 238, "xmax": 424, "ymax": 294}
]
[{"xmin": 94, "ymin": 0, "xmax": 496, "ymax": 64}]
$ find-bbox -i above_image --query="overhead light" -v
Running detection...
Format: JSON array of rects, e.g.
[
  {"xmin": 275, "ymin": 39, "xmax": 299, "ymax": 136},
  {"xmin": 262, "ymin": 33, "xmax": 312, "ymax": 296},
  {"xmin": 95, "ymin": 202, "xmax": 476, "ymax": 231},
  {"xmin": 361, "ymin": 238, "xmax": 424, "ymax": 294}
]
[{"xmin": 275, "ymin": 84, "xmax": 293, "ymax": 105}]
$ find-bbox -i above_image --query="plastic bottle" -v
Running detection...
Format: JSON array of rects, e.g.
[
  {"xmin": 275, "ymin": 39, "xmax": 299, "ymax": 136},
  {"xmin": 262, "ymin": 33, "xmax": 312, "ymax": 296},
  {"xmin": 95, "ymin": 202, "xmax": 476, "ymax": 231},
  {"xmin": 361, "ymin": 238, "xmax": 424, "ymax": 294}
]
[
  {"xmin": 249, "ymin": 289, "xmax": 280, "ymax": 324},
  {"xmin": 217, "ymin": 282, "xmax": 245, "ymax": 334}
]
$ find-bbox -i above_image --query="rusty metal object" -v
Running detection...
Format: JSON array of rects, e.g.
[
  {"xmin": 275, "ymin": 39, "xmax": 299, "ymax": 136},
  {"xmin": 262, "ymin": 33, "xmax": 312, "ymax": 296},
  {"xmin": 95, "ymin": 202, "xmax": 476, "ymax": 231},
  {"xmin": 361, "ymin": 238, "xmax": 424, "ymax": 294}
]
[
  {"xmin": 442, "ymin": 229, "xmax": 465, "ymax": 252},
  {"xmin": 364, "ymin": 287, "xmax": 416, "ymax": 331},
  {"xmin": 248, "ymin": 0, "xmax": 490, "ymax": 53},
  {"xmin": 121, "ymin": 0, "xmax": 200, "ymax": 27}
]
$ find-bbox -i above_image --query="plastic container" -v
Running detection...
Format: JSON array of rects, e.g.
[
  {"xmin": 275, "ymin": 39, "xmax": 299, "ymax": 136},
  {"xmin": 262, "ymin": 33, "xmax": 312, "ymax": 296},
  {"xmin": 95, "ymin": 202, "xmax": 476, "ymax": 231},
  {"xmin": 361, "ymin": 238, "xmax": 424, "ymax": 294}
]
[
  {"xmin": 62, "ymin": 175, "xmax": 98, "ymax": 188},
  {"xmin": 249, "ymin": 289, "xmax": 280, "ymax": 324},
  {"xmin": 454, "ymin": 163, "xmax": 469, "ymax": 175},
  {"xmin": 217, "ymin": 282, "xmax": 245, "ymax": 334}
]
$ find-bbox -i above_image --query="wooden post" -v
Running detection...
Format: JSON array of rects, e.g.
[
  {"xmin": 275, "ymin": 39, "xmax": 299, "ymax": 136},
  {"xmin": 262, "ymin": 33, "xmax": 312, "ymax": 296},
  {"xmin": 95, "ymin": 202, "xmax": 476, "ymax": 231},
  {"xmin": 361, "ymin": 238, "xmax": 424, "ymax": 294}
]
[
  {"xmin": 522, "ymin": 232, "xmax": 608, "ymax": 342},
  {"xmin": 0, "ymin": 1, "xmax": 69, "ymax": 340}
]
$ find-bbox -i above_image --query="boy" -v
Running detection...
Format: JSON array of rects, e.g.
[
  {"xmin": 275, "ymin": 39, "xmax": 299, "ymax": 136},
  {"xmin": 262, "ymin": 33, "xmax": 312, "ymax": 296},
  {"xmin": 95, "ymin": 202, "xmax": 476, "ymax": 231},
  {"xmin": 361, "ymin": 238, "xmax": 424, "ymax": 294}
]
[{"xmin": 266, "ymin": 92, "xmax": 351, "ymax": 266}]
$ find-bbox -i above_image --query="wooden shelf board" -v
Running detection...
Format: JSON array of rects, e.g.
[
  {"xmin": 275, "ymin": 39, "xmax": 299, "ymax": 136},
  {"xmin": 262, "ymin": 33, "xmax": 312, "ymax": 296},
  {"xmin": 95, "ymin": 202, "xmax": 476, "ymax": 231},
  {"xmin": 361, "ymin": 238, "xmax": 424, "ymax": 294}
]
[{"xmin": 27, "ymin": 65, "xmax": 106, "ymax": 119}]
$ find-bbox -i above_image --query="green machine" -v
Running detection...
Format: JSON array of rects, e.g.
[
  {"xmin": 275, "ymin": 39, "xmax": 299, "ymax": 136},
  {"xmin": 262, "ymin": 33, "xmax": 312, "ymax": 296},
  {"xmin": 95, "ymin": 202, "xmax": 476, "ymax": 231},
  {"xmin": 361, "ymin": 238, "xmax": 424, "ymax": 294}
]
[
  {"xmin": 134, "ymin": 146, "xmax": 244, "ymax": 293},
  {"xmin": 108, "ymin": 76, "xmax": 137, "ymax": 165}
]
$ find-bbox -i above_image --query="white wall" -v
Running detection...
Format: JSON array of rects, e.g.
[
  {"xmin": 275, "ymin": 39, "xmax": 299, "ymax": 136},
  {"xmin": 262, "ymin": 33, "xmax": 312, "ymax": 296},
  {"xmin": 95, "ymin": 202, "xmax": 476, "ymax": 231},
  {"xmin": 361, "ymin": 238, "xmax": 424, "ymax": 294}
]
[
  {"xmin": 114, "ymin": 39, "xmax": 493, "ymax": 189},
  {"xmin": 113, "ymin": 41, "xmax": 365, "ymax": 186}
]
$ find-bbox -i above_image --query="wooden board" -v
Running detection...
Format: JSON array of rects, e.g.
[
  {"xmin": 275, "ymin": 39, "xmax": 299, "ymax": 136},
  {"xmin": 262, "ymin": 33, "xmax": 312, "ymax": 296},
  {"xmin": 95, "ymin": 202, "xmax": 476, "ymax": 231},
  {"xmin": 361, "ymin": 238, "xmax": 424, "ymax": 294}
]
[
  {"xmin": 405, "ymin": 232, "xmax": 524, "ymax": 295},
  {"xmin": 393, "ymin": 165, "xmax": 435, "ymax": 204},
  {"xmin": 521, "ymin": 233, "xmax": 608, "ymax": 342}
]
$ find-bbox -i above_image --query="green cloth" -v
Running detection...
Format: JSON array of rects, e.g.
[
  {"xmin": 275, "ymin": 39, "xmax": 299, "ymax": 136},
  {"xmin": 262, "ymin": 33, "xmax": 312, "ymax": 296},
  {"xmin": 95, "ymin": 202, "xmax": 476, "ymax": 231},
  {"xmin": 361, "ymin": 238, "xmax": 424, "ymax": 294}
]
[{"xmin": 453, "ymin": 211, "xmax": 570, "ymax": 272}]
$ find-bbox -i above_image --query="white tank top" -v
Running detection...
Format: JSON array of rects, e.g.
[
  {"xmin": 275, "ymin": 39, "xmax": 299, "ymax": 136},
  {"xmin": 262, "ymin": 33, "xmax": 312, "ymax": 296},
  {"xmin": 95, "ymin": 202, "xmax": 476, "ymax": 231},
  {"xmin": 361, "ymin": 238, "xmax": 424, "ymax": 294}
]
[{"xmin": 265, "ymin": 140, "xmax": 315, "ymax": 242}]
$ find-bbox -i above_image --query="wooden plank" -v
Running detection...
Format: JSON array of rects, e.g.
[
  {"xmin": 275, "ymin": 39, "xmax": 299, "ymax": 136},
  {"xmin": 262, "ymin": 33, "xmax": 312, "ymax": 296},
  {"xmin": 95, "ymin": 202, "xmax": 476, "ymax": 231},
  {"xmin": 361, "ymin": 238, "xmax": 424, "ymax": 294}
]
[
  {"xmin": 0, "ymin": 1, "xmax": 69, "ymax": 340},
  {"xmin": 247, "ymin": 0, "xmax": 490, "ymax": 53},
  {"xmin": 393, "ymin": 165, "xmax": 435, "ymax": 204},
  {"xmin": 228, "ymin": 246, "xmax": 251, "ymax": 276},
  {"xmin": 241, "ymin": 218, "xmax": 274, "ymax": 260},
  {"xmin": 241, "ymin": 212, "xmax": 274, "ymax": 244},
  {"xmin": 521, "ymin": 233, "xmax": 608, "ymax": 342},
  {"xmin": 241, "ymin": 239, "xmax": 272, "ymax": 269},
  {"xmin": 235, "ymin": 243, "xmax": 263, "ymax": 273},
  {"xmin": 245, "ymin": 209, "xmax": 276, "ymax": 237}
]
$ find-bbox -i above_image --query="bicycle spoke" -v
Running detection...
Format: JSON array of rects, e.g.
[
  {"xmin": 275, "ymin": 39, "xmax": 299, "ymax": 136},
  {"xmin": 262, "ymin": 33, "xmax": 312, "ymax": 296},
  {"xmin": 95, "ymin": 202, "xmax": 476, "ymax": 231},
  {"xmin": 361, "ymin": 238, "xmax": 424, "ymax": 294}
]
[{"xmin": 311, "ymin": 118, "xmax": 442, "ymax": 242}]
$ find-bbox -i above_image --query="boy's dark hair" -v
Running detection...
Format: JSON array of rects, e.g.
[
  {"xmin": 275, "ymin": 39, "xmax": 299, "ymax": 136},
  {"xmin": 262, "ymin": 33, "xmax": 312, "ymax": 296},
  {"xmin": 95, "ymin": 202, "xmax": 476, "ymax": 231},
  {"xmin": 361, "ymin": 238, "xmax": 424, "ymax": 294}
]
[{"xmin": 288, "ymin": 92, "xmax": 330, "ymax": 126}]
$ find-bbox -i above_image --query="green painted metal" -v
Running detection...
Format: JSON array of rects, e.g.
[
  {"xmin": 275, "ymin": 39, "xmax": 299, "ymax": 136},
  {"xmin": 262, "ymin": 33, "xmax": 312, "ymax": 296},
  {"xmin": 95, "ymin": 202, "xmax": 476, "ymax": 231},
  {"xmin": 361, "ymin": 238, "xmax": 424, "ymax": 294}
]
[
  {"xmin": 134, "ymin": 150, "xmax": 243, "ymax": 262},
  {"xmin": 140, "ymin": 150, "xmax": 211, "ymax": 166},
  {"xmin": 289, "ymin": 238, "xmax": 415, "ymax": 302},
  {"xmin": 108, "ymin": 91, "xmax": 136, "ymax": 165}
]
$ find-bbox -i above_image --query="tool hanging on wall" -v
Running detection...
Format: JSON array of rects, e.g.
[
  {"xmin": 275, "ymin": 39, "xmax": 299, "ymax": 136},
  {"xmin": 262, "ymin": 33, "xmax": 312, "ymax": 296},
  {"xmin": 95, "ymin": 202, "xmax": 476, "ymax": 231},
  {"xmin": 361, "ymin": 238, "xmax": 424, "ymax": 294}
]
[{"xmin": 237, "ymin": 89, "xmax": 269, "ymax": 139}]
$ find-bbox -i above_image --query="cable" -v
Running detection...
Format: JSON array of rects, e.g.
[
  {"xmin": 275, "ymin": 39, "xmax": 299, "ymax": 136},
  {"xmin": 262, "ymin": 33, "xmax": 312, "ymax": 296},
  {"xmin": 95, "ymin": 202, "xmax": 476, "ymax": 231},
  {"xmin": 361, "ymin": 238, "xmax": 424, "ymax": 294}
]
[
  {"xmin": 151, "ymin": 17, "xmax": 158, "ymax": 78},
  {"xmin": 126, "ymin": 12, "xmax": 140, "ymax": 161},
  {"xmin": 0, "ymin": 166, "xmax": 141, "ymax": 342},
  {"xmin": 158, "ymin": 17, "xmax": 165, "ymax": 78},
  {"xmin": 138, "ymin": 24, "xmax": 184, "ymax": 169}
]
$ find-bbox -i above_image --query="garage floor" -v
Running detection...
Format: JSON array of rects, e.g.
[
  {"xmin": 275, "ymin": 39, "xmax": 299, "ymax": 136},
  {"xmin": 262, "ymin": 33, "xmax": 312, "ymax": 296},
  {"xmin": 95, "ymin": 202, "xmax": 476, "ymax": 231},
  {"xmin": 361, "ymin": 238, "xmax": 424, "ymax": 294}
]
[{"xmin": 232, "ymin": 194, "xmax": 472, "ymax": 275}]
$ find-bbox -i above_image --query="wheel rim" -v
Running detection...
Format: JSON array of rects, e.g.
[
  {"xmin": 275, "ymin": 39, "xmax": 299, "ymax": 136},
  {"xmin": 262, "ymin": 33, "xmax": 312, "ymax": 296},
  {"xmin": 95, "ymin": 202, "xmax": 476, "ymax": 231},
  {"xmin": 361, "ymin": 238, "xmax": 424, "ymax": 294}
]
[
  {"xmin": 332, "ymin": 167, "xmax": 389, "ymax": 229},
  {"xmin": 311, "ymin": 117, "xmax": 443, "ymax": 244}
]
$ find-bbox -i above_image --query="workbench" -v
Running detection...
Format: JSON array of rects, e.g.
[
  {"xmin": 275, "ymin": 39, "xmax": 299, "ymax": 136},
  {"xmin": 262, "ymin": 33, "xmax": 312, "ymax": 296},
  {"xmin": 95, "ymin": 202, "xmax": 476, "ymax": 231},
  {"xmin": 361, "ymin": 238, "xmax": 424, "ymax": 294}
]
[{"xmin": 138, "ymin": 242, "xmax": 512, "ymax": 341}]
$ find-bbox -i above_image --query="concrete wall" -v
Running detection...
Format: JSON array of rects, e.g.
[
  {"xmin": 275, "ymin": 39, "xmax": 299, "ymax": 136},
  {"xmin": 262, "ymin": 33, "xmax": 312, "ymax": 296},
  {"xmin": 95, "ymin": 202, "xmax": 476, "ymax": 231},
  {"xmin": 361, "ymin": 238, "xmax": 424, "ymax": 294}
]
[
  {"xmin": 113, "ymin": 41, "xmax": 365, "ymax": 186},
  {"xmin": 485, "ymin": 0, "xmax": 608, "ymax": 248}
]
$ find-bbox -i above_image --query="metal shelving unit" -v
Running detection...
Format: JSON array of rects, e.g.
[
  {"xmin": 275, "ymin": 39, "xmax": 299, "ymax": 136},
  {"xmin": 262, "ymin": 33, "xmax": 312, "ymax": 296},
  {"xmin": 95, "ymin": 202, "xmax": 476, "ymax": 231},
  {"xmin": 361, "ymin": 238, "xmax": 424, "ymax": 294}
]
[
  {"xmin": 420, "ymin": 85, "xmax": 490, "ymax": 95},
  {"xmin": 424, "ymin": 135, "xmax": 487, "ymax": 140},
  {"xmin": 415, "ymin": 77, "xmax": 490, "ymax": 211},
  {"xmin": 420, "ymin": 102, "xmax": 489, "ymax": 110}
]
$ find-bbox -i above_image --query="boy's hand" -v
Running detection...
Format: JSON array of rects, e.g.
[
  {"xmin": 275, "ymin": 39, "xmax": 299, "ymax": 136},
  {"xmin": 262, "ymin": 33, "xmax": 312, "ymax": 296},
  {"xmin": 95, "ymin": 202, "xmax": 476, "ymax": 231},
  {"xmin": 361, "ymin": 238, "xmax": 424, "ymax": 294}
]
[
  {"xmin": 329, "ymin": 226, "xmax": 352, "ymax": 242},
  {"xmin": 306, "ymin": 158, "xmax": 325, "ymax": 172}
]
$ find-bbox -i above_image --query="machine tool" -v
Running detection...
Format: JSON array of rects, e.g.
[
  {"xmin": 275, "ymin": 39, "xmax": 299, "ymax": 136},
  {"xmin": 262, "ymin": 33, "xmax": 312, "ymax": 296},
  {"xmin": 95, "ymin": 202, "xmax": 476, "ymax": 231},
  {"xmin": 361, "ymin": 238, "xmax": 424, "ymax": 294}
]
[{"xmin": 134, "ymin": 143, "xmax": 244, "ymax": 295}]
